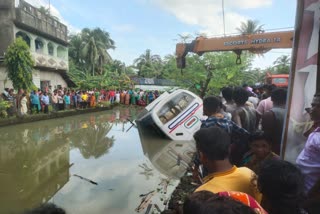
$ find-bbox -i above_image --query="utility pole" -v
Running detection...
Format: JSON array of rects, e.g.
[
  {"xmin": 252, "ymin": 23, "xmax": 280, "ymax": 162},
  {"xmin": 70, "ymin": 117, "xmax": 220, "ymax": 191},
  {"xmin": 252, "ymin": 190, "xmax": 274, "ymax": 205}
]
[{"xmin": 222, "ymin": 0, "xmax": 226, "ymax": 36}]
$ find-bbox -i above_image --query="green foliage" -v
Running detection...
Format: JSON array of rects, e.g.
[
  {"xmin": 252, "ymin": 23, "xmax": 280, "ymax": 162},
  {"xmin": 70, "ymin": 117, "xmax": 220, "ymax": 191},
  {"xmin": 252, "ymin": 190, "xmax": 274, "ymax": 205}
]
[
  {"xmin": 0, "ymin": 99, "xmax": 10, "ymax": 118},
  {"xmin": 236, "ymin": 19, "xmax": 264, "ymax": 34},
  {"xmin": 68, "ymin": 60, "xmax": 134, "ymax": 89},
  {"xmin": 240, "ymin": 68, "xmax": 266, "ymax": 86},
  {"xmin": 162, "ymin": 52, "xmax": 253, "ymax": 97},
  {"xmin": 272, "ymin": 55, "xmax": 290, "ymax": 74},
  {"xmin": 4, "ymin": 37, "xmax": 34, "ymax": 90},
  {"xmin": 133, "ymin": 49, "xmax": 162, "ymax": 78},
  {"xmin": 69, "ymin": 28, "xmax": 115, "ymax": 76}
]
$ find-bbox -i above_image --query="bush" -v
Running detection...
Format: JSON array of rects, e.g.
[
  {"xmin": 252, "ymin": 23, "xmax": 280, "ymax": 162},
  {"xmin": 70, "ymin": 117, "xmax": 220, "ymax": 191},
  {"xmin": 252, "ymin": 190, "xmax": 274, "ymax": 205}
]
[{"xmin": 0, "ymin": 99, "xmax": 11, "ymax": 118}]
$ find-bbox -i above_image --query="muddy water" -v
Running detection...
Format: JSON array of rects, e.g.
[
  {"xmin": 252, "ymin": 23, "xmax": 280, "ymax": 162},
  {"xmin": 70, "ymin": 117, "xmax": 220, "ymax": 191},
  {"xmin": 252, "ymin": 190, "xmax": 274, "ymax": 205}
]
[{"xmin": 0, "ymin": 106, "xmax": 195, "ymax": 214}]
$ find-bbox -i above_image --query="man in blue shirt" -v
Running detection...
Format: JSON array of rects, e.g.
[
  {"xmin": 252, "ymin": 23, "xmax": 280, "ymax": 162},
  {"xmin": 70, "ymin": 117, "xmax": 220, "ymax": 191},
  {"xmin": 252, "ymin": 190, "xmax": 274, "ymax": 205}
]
[
  {"xmin": 201, "ymin": 96, "xmax": 249, "ymax": 136},
  {"xmin": 202, "ymin": 96, "xmax": 251, "ymax": 166}
]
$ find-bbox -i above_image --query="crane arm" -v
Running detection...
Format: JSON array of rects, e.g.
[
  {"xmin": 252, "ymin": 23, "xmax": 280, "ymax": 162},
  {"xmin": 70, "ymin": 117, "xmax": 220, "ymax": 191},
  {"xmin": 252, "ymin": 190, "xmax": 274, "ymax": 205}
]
[{"xmin": 176, "ymin": 31, "xmax": 294, "ymax": 68}]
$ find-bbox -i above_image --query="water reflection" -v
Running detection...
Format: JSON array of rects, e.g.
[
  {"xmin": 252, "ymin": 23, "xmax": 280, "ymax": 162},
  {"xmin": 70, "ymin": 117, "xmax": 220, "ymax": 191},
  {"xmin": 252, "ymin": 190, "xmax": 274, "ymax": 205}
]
[
  {"xmin": 70, "ymin": 122, "xmax": 114, "ymax": 159},
  {"xmin": 137, "ymin": 124, "xmax": 196, "ymax": 180},
  {"xmin": 0, "ymin": 107, "xmax": 140, "ymax": 214},
  {"xmin": 0, "ymin": 106, "xmax": 195, "ymax": 214},
  {"xmin": 0, "ymin": 132, "xmax": 70, "ymax": 214}
]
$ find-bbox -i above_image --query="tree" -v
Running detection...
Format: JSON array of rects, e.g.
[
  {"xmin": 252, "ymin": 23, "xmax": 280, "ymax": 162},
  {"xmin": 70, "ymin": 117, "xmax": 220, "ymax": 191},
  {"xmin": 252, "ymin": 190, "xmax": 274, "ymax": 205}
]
[
  {"xmin": 68, "ymin": 34, "xmax": 84, "ymax": 66},
  {"xmin": 177, "ymin": 33, "xmax": 193, "ymax": 43},
  {"xmin": 106, "ymin": 60, "xmax": 126, "ymax": 75},
  {"xmin": 133, "ymin": 49, "xmax": 162, "ymax": 77},
  {"xmin": 4, "ymin": 37, "xmax": 34, "ymax": 90},
  {"xmin": 272, "ymin": 55, "xmax": 291, "ymax": 74},
  {"xmin": 38, "ymin": 6, "xmax": 59, "ymax": 21},
  {"xmin": 240, "ymin": 68, "xmax": 267, "ymax": 86},
  {"xmin": 70, "ymin": 122, "xmax": 114, "ymax": 159},
  {"xmin": 163, "ymin": 52, "xmax": 252, "ymax": 97},
  {"xmin": 68, "ymin": 28, "xmax": 115, "ymax": 76},
  {"xmin": 236, "ymin": 19, "xmax": 264, "ymax": 35}
]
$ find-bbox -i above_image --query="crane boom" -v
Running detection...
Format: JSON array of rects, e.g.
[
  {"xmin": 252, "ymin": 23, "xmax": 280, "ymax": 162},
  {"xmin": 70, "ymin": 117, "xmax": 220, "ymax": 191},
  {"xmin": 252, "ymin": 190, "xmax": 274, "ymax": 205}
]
[{"xmin": 176, "ymin": 31, "xmax": 294, "ymax": 68}]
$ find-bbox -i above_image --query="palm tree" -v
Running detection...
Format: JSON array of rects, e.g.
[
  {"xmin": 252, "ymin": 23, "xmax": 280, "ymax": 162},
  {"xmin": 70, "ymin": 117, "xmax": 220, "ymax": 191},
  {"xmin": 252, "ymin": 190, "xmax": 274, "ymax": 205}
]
[
  {"xmin": 38, "ymin": 6, "xmax": 59, "ymax": 20},
  {"xmin": 133, "ymin": 49, "xmax": 162, "ymax": 77},
  {"xmin": 236, "ymin": 20, "xmax": 264, "ymax": 35},
  {"xmin": 240, "ymin": 69, "xmax": 266, "ymax": 85},
  {"xmin": 68, "ymin": 34, "xmax": 84, "ymax": 65},
  {"xmin": 71, "ymin": 122, "xmax": 115, "ymax": 159},
  {"xmin": 38, "ymin": 6, "xmax": 49, "ymax": 15},
  {"xmin": 177, "ymin": 33, "xmax": 193, "ymax": 43},
  {"xmin": 272, "ymin": 55, "xmax": 291, "ymax": 74},
  {"xmin": 80, "ymin": 28, "xmax": 115, "ymax": 76}
]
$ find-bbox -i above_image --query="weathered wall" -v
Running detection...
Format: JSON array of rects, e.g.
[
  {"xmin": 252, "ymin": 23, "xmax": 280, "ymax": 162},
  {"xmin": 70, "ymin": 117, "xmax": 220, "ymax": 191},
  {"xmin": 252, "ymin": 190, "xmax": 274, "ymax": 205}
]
[
  {"xmin": 0, "ymin": 66, "xmax": 13, "ymax": 90},
  {"xmin": 0, "ymin": 0, "xmax": 15, "ymax": 57},
  {"xmin": 40, "ymin": 71, "xmax": 67, "ymax": 89},
  {"xmin": 0, "ymin": 66, "xmax": 67, "ymax": 91}
]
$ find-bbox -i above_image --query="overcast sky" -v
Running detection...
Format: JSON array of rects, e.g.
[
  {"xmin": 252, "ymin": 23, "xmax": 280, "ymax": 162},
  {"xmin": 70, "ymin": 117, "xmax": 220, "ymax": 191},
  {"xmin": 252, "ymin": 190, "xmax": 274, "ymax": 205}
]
[{"xmin": 22, "ymin": 0, "xmax": 296, "ymax": 68}]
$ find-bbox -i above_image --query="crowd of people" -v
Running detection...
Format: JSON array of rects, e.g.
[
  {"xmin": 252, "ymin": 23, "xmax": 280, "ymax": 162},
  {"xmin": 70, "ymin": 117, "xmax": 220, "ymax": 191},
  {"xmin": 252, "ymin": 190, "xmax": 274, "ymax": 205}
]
[
  {"xmin": 4, "ymin": 84, "xmax": 320, "ymax": 214},
  {"xmin": 187, "ymin": 84, "xmax": 319, "ymax": 214},
  {"xmin": 1, "ymin": 86, "xmax": 161, "ymax": 117}
]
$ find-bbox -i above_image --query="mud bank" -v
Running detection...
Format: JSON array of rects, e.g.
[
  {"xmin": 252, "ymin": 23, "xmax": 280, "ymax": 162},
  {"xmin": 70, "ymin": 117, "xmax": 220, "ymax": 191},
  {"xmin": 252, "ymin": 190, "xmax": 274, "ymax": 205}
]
[{"xmin": 162, "ymin": 169, "xmax": 199, "ymax": 214}]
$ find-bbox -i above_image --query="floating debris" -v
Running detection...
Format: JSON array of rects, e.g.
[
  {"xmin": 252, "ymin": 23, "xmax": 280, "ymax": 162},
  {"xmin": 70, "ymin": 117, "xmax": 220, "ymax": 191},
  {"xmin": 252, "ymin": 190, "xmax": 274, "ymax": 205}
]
[
  {"xmin": 163, "ymin": 199, "xmax": 169, "ymax": 205},
  {"xmin": 145, "ymin": 203, "xmax": 153, "ymax": 214},
  {"xmin": 135, "ymin": 191, "xmax": 155, "ymax": 213},
  {"xmin": 139, "ymin": 164, "xmax": 153, "ymax": 172},
  {"xmin": 139, "ymin": 190, "xmax": 155, "ymax": 198},
  {"xmin": 73, "ymin": 174, "xmax": 98, "ymax": 185},
  {"xmin": 159, "ymin": 178, "xmax": 170, "ymax": 194},
  {"xmin": 154, "ymin": 204, "xmax": 161, "ymax": 213}
]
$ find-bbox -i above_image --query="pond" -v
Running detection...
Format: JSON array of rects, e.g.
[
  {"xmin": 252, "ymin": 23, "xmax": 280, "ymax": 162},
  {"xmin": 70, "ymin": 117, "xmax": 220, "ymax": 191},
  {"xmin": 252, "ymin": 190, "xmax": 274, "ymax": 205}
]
[{"xmin": 0, "ymin": 106, "xmax": 195, "ymax": 214}]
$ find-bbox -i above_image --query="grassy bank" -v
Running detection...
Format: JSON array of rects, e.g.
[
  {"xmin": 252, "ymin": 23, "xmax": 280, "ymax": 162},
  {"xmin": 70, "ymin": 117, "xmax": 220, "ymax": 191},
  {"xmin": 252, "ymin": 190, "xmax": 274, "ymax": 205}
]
[{"xmin": 0, "ymin": 105, "xmax": 114, "ymax": 127}]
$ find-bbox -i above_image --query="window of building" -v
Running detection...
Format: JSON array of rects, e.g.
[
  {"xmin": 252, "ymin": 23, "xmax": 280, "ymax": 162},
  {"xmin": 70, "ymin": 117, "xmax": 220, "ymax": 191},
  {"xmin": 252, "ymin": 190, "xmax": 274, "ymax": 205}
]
[
  {"xmin": 35, "ymin": 38, "xmax": 44, "ymax": 53},
  {"xmin": 48, "ymin": 43, "xmax": 54, "ymax": 56},
  {"xmin": 15, "ymin": 31, "xmax": 31, "ymax": 47},
  {"xmin": 57, "ymin": 46, "xmax": 66, "ymax": 59}
]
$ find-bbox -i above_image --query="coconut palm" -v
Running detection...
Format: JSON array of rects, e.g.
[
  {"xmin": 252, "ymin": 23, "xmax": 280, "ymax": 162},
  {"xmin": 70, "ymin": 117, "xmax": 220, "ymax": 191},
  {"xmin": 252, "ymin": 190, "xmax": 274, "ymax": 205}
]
[
  {"xmin": 69, "ymin": 34, "xmax": 84, "ymax": 65},
  {"xmin": 71, "ymin": 122, "xmax": 115, "ymax": 159},
  {"xmin": 133, "ymin": 49, "xmax": 162, "ymax": 77},
  {"xmin": 38, "ymin": 6, "xmax": 59, "ymax": 20},
  {"xmin": 80, "ymin": 28, "xmax": 115, "ymax": 76},
  {"xmin": 273, "ymin": 55, "xmax": 291, "ymax": 74},
  {"xmin": 236, "ymin": 20, "xmax": 264, "ymax": 35}
]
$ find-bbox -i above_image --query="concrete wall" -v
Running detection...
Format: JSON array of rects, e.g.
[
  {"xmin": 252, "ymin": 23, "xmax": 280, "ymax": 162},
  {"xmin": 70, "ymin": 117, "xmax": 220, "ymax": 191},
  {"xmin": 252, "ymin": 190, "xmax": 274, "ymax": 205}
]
[
  {"xmin": 40, "ymin": 70, "xmax": 67, "ymax": 89},
  {"xmin": 15, "ymin": 0, "xmax": 68, "ymax": 43},
  {"xmin": 0, "ymin": 0, "xmax": 15, "ymax": 57},
  {"xmin": 0, "ymin": 66, "xmax": 13, "ymax": 90},
  {"xmin": 14, "ymin": 26, "xmax": 69, "ymax": 71},
  {"xmin": 0, "ymin": 66, "xmax": 67, "ymax": 91}
]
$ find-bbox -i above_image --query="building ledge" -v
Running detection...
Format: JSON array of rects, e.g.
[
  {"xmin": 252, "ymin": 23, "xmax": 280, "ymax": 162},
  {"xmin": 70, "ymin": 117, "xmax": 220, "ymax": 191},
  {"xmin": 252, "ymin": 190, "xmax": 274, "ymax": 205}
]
[{"xmin": 31, "ymin": 52, "xmax": 68, "ymax": 71}]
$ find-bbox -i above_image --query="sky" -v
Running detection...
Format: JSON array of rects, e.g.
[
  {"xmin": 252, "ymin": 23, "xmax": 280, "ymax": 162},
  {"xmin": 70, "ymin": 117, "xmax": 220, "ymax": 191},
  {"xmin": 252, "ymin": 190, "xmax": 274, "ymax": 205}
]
[{"xmin": 22, "ymin": 0, "xmax": 297, "ymax": 69}]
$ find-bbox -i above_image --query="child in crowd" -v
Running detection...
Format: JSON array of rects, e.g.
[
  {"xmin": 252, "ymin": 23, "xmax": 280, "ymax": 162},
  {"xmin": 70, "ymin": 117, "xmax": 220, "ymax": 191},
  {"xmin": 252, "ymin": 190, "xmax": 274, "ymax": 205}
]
[{"xmin": 242, "ymin": 131, "xmax": 280, "ymax": 173}]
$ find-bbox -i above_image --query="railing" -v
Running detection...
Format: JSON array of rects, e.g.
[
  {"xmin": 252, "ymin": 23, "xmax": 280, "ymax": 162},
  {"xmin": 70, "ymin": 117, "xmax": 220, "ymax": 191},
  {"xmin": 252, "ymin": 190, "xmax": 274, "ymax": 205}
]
[{"xmin": 15, "ymin": 1, "xmax": 67, "ymax": 42}]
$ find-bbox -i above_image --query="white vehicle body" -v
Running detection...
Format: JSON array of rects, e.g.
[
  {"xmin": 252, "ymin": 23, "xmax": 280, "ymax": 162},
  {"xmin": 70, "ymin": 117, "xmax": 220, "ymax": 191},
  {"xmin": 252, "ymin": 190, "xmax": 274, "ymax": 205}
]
[{"xmin": 136, "ymin": 89, "xmax": 203, "ymax": 141}]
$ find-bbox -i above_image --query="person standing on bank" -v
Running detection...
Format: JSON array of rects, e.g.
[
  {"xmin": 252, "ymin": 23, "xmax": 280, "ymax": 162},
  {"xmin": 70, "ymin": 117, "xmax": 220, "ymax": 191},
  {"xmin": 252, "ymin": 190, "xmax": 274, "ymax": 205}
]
[
  {"xmin": 296, "ymin": 93, "xmax": 320, "ymax": 194},
  {"xmin": 41, "ymin": 92, "xmax": 50, "ymax": 114},
  {"xmin": 193, "ymin": 127, "xmax": 261, "ymax": 202}
]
